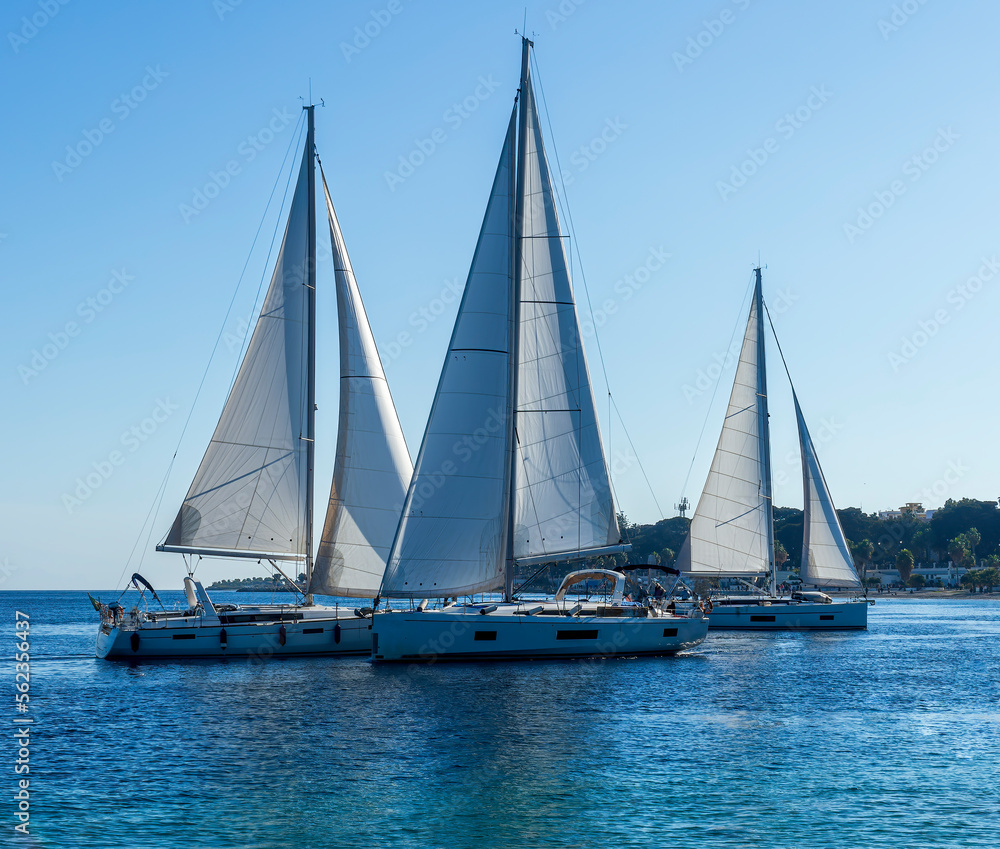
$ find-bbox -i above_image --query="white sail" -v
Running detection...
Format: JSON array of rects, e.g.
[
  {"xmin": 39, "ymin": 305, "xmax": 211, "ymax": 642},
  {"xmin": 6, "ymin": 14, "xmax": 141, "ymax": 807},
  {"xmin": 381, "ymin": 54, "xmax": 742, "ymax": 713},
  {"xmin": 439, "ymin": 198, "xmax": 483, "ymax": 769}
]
[
  {"xmin": 379, "ymin": 110, "xmax": 517, "ymax": 598},
  {"xmin": 678, "ymin": 284, "xmax": 770, "ymax": 576},
  {"xmin": 796, "ymin": 393, "xmax": 860, "ymax": 588},
  {"xmin": 162, "ymin": 143, "xmax": 312, "ymax": 560},
  {"xmin": 310, "ymin": 168, "xmax": 413, "ymax": 597},
  {"xmin": 511, "ymin": 73, "xmax": 621, "ymax": 565}
]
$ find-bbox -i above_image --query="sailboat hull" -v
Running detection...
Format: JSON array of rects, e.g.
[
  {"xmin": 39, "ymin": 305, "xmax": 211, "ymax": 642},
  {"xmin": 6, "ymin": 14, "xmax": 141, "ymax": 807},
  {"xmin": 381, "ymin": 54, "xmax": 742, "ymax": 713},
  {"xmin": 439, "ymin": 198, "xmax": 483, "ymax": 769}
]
[
  {"xmin": 95, "ymin": 608, "xmax": 372, "ymax": 660},
  {"xmin": 371, "ymin": 604, "xmax": 708, "ymax": 662},
  {"xmin": 707, "ymin": 598, "xmax": 868, "ymax": 631}
]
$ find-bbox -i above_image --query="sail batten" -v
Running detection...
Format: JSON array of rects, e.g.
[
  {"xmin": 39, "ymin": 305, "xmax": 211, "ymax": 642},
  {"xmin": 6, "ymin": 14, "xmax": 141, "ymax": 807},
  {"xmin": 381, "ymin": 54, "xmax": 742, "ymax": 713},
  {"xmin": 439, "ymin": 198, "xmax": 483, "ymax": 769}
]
[{"xmin": 309, "ymin": 167, "xmax": 413, "ymax": 598}]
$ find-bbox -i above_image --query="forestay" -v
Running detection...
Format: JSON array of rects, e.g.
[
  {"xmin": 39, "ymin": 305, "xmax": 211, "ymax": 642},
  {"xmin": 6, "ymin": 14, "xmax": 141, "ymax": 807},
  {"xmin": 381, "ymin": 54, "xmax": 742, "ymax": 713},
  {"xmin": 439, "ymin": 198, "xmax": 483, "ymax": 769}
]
[
  {"xmin": 310, "ymin": 167, "xmax": 414, "ymax": 597},
  {"xmin": 162, "ymin": 144, "xmax": 312, "ymax": 560}
]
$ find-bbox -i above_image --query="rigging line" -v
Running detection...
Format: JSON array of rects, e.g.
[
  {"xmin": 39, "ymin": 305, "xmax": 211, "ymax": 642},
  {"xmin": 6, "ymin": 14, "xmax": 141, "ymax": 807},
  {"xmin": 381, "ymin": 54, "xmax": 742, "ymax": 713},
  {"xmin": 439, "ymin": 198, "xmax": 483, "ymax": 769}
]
[
  {"xmin": 229, "ymin": 112, "xmax": 308, "ymax": 390},
  {"xmin": 763, "ymin": 297, "xmax": 796, "ymax": 393},
  {"xmin": 115, "ymin": 456, "xmax": 175, "ymax": 591},
  {"xmin": 530, "ymin": 50, "xmax": 612, "ymax": 397},
  {"xmin": 680, "ymin": 269, "xmax": 757, "ymax": 498},
  {"xmin": 610, "ymin": 394, "xmax": 665, "ymax": 520}
]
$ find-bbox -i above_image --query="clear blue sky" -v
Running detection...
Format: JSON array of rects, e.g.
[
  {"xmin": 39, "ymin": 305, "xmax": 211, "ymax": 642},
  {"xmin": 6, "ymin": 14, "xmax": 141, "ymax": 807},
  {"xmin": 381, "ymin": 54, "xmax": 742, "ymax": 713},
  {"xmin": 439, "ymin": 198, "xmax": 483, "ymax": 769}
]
[{"xmin": 2, "ymin": 0, "xmax": 998, "ymax": 590}]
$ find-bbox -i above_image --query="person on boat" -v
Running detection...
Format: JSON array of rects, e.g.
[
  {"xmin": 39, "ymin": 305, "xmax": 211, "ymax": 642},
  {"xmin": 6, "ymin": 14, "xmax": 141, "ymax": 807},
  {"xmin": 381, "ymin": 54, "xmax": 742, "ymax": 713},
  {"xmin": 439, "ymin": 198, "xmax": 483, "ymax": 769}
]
[
  {"xmin": 666, "ymin": 600, "xmax": 676, "ymax": 613},
  {"xmin": 652, "ymin": 582, "xmax": 666, "ymax": 600}
]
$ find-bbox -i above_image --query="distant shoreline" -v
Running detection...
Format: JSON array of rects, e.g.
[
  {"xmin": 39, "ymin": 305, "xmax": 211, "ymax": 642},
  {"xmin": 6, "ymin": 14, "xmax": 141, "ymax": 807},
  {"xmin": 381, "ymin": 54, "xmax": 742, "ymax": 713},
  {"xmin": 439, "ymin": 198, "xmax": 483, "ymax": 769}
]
[{"xmin": 831, "ymin": 588, "xmax": 995, "ymax": 600}]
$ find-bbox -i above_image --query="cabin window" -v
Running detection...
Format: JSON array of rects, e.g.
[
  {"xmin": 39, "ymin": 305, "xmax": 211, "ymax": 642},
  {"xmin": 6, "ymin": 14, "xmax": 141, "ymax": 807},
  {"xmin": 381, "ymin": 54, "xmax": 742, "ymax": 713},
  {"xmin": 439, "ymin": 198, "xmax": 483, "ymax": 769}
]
[
  {"xmin": 303, "ymin": 627, "xmax": 324, "ymax": 634},
  {"xmin": 474, "ymin": 631, "xmax": 497, "ymax": 641},
  {"xmin": 172, "ymin": 634, "xmax": 196, "ymax": 640},
  {"xmin": 662, "ymin": 628, "xmax": 678, "ymax": 637},
  {"xmin": 820, "ymin": 615, "xmax": 834, "ymax": 621},
  {"xmin": 556, "ymin": 630, "xmax": 599, "ymax": 640},
  {"xmin": 750, "ymin": 615, "xmax": 776, "ymax": 622}
]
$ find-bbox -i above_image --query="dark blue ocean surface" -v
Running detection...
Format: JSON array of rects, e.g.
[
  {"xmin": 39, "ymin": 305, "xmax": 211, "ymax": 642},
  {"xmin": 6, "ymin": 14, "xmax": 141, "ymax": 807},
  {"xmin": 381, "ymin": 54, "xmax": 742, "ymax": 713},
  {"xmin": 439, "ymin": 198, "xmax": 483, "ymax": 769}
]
[{"xmin": 2, "ymin": 591, "xmax": 998, "ymax": 848}]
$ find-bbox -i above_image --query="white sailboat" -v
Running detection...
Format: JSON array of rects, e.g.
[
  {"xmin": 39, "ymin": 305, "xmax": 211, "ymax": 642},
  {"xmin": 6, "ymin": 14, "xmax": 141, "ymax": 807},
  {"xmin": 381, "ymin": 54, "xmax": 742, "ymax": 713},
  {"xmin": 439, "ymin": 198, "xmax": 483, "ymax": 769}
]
[
  {"xmin": 370, "ymin": 38, "xmax": 708, "ymax": 662},
  {"xmin": 676, "ymin": 267, "xmax": 869, "ymax": 630},
  {"xmin": 95, "ymin": 105, "xmax": 413, "ymax": 659}
]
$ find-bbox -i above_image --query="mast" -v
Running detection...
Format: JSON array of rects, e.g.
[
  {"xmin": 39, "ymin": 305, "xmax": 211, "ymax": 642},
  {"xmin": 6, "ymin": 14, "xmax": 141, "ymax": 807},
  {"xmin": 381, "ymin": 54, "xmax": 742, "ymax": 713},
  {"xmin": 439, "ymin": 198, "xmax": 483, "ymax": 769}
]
[
  {"xmin": 754, "ymin": 267, "xmax": 776, "ymax": 595},
  {"xmin": 505, "ymin": 35, "xmax": 532, "ymax": 602},
  {"xmin": 304, "ymin": 104, "xmax": 317, "ymax": 605}
]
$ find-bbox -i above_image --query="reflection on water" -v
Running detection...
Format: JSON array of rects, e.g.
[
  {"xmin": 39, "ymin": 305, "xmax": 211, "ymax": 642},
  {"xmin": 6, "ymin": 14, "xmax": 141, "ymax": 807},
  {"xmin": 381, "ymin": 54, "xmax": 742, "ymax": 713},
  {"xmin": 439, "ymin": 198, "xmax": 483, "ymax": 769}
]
[{"xmin": 1, "ymin": 592, "xmax": 998, "ymax": 848}]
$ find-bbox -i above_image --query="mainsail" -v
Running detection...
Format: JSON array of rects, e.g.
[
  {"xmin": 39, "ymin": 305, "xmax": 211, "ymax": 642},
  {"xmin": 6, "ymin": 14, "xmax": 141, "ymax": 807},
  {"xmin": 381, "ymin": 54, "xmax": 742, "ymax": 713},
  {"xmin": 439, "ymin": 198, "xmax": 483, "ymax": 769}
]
[
  {"xmin": 379, "ymin": 109, "xmax": 517, "ymax": 598},
  {"xmin": 795, "ymin": 392, "xmax": 860, "ymax": 588},
  {"xmin": 511, "ymin": 63, "xmax": 620, "ymax": 566},
  {"xmin": 161, "ymin": 140, "xmax": 313, "ymax": 561},
  {"xmin": 380, "ymin": 38, "xmax": 625, "ymax": 599},
  {"xmin": 677, "ymin": 274, "xmax": 772, "ymax": 577},
  {"xmin": 310, "ymin": 167, "xmax": 414, "ymax": 597}
]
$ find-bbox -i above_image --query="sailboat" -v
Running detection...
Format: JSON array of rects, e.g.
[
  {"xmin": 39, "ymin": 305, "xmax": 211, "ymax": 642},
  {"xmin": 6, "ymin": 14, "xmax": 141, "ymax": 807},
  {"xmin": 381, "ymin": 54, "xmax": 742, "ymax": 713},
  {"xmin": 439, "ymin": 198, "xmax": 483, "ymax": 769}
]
[
  {"xmin": 369, "ymin": 38, "xmax": 708, "ymax": 662},
  {"xmin": 95, "ymin": 105, "xmax": 413, "ymax": 659},
  {"xmin": 676, "ymin": 267, "xmax": 869, "ymax": 630}
]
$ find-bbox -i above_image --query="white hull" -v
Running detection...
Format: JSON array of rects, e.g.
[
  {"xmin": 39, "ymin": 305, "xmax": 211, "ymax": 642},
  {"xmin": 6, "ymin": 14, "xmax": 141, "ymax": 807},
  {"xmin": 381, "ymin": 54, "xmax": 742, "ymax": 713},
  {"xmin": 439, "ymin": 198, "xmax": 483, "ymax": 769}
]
[
  {"xmin": 371, "ymin": 602, "xmax": 708, "ymax": 662},
  {"xmin": 96, "ymin": 606, "xmax": 372, "ymax": 659},
  {"xmin": 707, "ymin": 598, "xmax": 868, "ymax": 631}
]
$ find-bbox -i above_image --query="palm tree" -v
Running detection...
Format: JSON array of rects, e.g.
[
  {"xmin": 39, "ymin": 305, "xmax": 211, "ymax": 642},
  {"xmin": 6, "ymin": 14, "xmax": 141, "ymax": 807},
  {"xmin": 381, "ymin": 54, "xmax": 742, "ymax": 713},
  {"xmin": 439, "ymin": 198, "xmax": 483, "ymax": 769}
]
[
  {"xmin": 895, "ymin": 549, "xmax": 915, "ymax": 584},
  {"xmin": 852, "ymin": 539, "xmax": 874, "ymax": 580},
  {"xmin": 966, "ymin": 527, "xmax": 981, "ymax": 567}
]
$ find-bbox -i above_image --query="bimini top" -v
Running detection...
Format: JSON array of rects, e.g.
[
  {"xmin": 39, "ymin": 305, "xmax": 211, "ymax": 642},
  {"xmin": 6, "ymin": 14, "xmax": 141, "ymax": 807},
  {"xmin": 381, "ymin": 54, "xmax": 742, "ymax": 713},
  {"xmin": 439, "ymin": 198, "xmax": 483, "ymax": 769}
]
[{"xmin": 554, "ymin": 569, "xmax": 626, "ymax": 603}]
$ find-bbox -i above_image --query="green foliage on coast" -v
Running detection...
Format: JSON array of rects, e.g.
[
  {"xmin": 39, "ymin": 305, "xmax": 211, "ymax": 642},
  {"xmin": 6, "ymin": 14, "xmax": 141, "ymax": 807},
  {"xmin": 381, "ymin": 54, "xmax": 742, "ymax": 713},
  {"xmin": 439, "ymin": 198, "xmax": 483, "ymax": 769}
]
[{"xmin": 619, "ymin": 497, "xmax": 1000, "ymax": 574}]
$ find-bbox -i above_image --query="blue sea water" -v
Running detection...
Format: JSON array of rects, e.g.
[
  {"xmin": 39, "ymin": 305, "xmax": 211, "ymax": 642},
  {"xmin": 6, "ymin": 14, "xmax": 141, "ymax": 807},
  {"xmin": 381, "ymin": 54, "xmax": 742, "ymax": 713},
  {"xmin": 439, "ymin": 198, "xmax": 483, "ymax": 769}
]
[{"xmin": 2, "ymin": 591, "xmax": 998, "ymax": 849}]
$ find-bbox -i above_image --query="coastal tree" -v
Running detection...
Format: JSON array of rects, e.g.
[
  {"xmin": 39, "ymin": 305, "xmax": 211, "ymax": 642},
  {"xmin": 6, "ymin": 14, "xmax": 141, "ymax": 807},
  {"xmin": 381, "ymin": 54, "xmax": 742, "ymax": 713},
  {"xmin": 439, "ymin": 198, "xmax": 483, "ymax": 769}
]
[
  {"xmin": 966, "ymin": 527, "xmax": 981, "ymax": 567},
  {"xmin": 979, "ymin": 566, "xmax": 1000, "ymax": 592},
  {"xmin": 895, "ymin": 549, "xmax": 915, "ymax": 584},
  {"xmin": 774, "ymin": 539, "xmax": 789, "ymax": 569},
  {"xmin": 907, "ymin": 573, "xmax": 926, "ymax": 589},
  {"xmin": 948, "ymin": 535, "xmax": 971, "ymax": 569},
  {"xmin": 851, "ymin": 538, "xmax": 874, "ymax": 579},
  {"xmin": 660, "ymin": 547, "xmax": 675, "ymax": 567}
]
